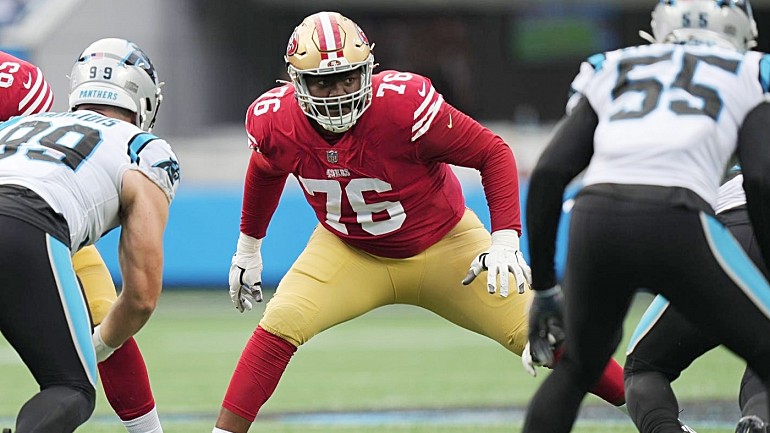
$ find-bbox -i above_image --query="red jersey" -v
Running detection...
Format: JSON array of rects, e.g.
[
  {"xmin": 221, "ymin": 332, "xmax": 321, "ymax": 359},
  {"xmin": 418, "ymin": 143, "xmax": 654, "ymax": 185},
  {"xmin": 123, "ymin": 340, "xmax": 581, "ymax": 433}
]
[
  {"xmin": 243, "ymin": 70, "xmax": 520, "ymax": 258},
  {"xmin": 0, "ymin": 52, "xmax": 53, "ymax": 120}
]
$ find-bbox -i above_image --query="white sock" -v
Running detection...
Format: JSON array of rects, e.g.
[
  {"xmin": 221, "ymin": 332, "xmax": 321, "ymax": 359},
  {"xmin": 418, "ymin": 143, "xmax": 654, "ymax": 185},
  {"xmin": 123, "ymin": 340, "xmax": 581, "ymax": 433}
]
[
  {"xmin": 122, "ymin": 406, "xmax": 163, "ymax": 433},
  {"xmin": 212, "ymin": 428, "xmax": 235, "ymax": 433}
]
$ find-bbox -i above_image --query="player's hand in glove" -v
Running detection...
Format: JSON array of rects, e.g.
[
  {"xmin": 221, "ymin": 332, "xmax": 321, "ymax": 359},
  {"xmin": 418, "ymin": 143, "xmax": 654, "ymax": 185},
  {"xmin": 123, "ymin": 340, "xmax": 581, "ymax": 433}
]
[
  {"xmin": 521, "ymin": 332, "xmax": 562, "ymax": 377},
  {"xmin": 461, "ymin": 229, "xmax": 532, "ymax": 297},
  {"xmin": 526, "ymin": 286, "xmax": 565, "ymax": 370},
  {"xmin": 228, "ymin": 232, "xmax": 264, "ymax": 313}
]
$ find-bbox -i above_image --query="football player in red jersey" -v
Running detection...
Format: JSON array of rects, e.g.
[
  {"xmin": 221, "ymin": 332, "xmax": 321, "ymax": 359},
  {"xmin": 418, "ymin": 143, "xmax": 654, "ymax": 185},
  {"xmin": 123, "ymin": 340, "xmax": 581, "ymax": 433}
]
[
  {"xmin": 0, "ymin": 47, "xmax": 163, "ymax": 433},
  {"xmin": 213, "ymin": 11, "xmax": 626, "ymax": 432},
  {"xmin": 0, "ymin": 51, "xmax": 53, "ymax": 117}
]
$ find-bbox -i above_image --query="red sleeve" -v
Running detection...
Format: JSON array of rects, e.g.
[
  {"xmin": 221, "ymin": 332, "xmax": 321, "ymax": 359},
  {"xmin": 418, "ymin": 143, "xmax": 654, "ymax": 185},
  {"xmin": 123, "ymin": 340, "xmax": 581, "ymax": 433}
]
[
  {"xmin": 0, "ymin": 53, "xmax": 53, "ymax": 120},
  {"xmin": 239, "ymin": 150, "xmax": 289, "ymax": 239},
  {"xmin": 417, "ymin": 102, "xmax": 521, "ymax": 234},
  {"xmin": 241, "ymin": 97, "xmax": 291, "ymax": 239}
]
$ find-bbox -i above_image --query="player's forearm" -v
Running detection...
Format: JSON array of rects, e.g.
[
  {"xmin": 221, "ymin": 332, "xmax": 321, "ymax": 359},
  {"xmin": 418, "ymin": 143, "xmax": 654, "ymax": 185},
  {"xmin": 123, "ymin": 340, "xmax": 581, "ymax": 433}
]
[
  {"xmin": 109, "ymin": 174, "xmax": 167, "ymax": 347},
  {"xmin": 427, "ymin": 107, "xmax": 523, "ymax": 232},
  {"xmin": 107, "ymin": 268, "xmax": 160, "ymax": 346},
  {"xmin": 479, "ymin": 145, "xmax": 522, "ymax": 233},
  {"xmin": 526, "ymin": 163, "xmax": 563, "ymax": 291},
  {"xmin": 110, "ymin": 241, "xmax": 163, "ymax": 347},
  {"xmin": 240, "ymin": 152, "xmax": 288, "ymax": 238},
  {"xmin": 527, "ymin": 98, "xmax": 597, "ymax": 291},
  {"xmin": 98, "ymin": 289, "xmax": 157, "ymax": 348}
]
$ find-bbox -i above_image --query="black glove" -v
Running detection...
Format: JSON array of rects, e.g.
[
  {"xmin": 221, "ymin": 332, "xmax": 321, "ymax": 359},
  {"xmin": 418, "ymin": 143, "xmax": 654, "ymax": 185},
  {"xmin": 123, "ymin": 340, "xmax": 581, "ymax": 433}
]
[{"xmin": 527, "ymin": 286, "xmax": 565, "ymax": 367}]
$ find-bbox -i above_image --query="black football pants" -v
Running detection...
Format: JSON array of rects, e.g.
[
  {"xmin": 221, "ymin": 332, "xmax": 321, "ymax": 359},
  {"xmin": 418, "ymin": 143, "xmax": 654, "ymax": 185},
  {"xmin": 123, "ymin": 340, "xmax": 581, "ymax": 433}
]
[
  {"xmin": 624, "ymin": 206, "xmax": 769, "ymax": 432},
  {"xmin": 0, "ymin": 215, "xmax": 95, "ymax": 432},
  {"xmin": 523, "ymin": 190, "xmax": 770, "ymax": 433}
]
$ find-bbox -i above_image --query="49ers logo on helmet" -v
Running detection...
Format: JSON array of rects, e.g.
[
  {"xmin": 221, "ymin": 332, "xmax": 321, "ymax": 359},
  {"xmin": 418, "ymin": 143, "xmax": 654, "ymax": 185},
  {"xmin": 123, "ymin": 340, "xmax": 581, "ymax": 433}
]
[
  {"xmin": 286, "ymin": 29, "xmax": 299, "ymax": 56},
  {"xmin": 355, "ymin": 25, "xmax": 369, "ymax": 45}
]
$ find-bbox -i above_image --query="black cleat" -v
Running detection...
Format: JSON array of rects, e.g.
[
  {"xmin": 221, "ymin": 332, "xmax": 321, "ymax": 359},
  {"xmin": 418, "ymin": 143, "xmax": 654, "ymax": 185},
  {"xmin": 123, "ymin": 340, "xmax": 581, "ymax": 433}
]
[
  {"xmin": 736, "ymin": 415, "xmax": 767, "ymax": 433},
  {"xmin": 3, "ymin": 428, "xmax": 11, "ymax": 433}
]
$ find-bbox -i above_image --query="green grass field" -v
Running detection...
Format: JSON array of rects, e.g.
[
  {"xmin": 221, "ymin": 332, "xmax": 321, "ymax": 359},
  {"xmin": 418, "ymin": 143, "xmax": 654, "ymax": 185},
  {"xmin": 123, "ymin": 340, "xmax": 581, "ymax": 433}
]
[{"xmin": 0, "ymin": 290, "xmax": 744, "ymax": 432}]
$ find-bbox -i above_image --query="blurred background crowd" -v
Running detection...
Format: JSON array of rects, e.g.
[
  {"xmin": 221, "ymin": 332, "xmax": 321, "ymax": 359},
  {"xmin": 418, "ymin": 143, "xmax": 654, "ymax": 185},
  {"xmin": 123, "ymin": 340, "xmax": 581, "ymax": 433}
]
[
  {"xmin": 4, "ymin": 0, "xmax": 770, "ymax": 287},
  {"xmin": 12, "ymin": 0, "xmax": 770, "ymax": 139}
]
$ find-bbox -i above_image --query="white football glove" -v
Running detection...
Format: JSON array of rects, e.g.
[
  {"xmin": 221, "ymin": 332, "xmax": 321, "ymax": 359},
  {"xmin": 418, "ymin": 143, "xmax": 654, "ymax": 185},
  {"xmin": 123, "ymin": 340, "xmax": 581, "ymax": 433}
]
[
  {"xmin": 461, "ymin": 230, "xmax": 532, "ymax": 297},
  {"xmin": 228, "ymin": 233, "xmax": 264, "ymax": 313},
  {"xmin": 521, "ymin": 334, "xmax": 559, "ymax": 377},
  {"xmin": 92, "ymin": 324, "xmax": 120, "ymax": 363}
]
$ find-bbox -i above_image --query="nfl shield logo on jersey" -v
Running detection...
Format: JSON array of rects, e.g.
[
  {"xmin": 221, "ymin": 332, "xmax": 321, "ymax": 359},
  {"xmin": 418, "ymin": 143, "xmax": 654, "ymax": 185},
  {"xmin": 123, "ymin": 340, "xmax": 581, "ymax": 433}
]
[{"xmin": 326, "ymin": 150, "xmax": 338, "ymax": 164}]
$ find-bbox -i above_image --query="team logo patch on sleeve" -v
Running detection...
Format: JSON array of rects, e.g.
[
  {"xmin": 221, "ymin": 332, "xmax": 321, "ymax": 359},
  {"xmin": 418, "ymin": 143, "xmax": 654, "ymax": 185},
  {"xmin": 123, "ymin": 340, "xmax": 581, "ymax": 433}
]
[{"xmin": 154, "ymin": 159, "xmax": 181, "ymax": 184}]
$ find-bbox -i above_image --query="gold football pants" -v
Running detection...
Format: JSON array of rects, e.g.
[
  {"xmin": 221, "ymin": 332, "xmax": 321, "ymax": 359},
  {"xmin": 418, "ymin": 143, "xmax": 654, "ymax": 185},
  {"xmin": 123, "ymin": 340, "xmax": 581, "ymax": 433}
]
[
  {"xmin": 260, "ymin": 209, "xmax": 531, "ymax": 355},
  {"xmin": 72, "ymin": 245, "xmax": 117, "ymax": 325}
]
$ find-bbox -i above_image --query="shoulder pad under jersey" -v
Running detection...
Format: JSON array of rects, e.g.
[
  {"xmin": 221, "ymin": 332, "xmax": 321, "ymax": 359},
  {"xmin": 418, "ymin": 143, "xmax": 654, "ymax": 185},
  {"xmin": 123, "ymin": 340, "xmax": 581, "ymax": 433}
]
[
  {"xmin": 130, "ymin": 132, "xmax": 180, "ymax": 202},
  {"xmin": 245, "ymin": 83, "xmax": 296, "ymax": 152},
  {"xmin": 372, "ymin": 70, "xmax": 444, "ymax": 142}
]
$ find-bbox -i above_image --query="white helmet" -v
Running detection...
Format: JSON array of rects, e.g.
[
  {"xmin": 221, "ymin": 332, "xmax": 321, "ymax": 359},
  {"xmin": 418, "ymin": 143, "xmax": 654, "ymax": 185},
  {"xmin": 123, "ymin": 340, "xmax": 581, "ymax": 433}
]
[
  {"xmin": 650, "ymin": 0, "xmax": 757, "ymax": 52},
  {"xmin": 69, "ymin": 38, "xmax": 163, "ymax": 131},
  {"xmin": 285, "ymin": 11, "xmax": 375, "ymax": 133}
]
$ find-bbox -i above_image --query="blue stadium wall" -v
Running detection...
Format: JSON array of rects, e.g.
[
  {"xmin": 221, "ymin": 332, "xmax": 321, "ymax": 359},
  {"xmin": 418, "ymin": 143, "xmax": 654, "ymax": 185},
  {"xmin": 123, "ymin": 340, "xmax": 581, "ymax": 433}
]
[{"xmin": 95, "ymin": 181, "xmax": 577, "ymax": 288}]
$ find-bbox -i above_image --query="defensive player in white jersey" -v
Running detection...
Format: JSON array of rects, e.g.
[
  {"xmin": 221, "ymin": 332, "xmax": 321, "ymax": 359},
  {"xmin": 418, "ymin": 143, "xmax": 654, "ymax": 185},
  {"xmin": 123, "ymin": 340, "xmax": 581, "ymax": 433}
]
[
  {"xmin": 625, "ymin": 166, "xmax": 769, "ymax": 433},
  {"xmin": 214, "ymin": 10, "xmax": 628, "ymax": 433},
  {"xmin": 0, "ymin": 39, "xmax": 179, "ymax": 433},
  {"xmin": 522, "ymin": 1, "xmax": 770, "ymax": 432},
  {"xmin": 0, "ymin": 43, "xmax": 166, "ymax": 433}
]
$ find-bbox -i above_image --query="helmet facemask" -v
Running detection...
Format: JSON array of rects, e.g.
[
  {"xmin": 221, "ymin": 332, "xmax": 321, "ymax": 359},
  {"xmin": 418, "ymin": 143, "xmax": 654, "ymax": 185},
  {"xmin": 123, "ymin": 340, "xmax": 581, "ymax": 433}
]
[
  {"xmin": 285, "ymin": 11, "xmax": 375, "ymax": 133},
  {"xmin": 288, "ymin": 57, "xmax": 374, "ymax": 133}
]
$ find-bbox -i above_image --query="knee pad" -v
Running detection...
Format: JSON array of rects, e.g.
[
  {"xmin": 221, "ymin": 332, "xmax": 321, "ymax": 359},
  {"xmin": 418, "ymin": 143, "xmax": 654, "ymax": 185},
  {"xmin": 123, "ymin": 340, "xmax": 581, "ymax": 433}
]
[
  {"xmin": 16, "ymin": 385, "xmax": 95, "ymax": 433},
  {"xmin": 259, "ymin": 302, "xmax": 316, "ymax": 347}
]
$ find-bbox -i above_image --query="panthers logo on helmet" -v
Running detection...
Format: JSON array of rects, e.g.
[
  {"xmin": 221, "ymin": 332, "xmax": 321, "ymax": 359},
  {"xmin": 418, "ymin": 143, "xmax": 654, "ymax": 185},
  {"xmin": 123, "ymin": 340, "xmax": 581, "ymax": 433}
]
[
  {"xmin": 122, "ymin": 45, "xmax": 158, "ymax": 83},
  {"xmin": 287, "ymin": 29, "xmax": 299, "ymax": 57}
]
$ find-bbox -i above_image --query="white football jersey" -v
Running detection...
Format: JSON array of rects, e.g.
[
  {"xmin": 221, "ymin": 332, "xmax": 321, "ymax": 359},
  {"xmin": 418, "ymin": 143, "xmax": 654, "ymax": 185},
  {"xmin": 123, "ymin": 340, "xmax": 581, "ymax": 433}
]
[
  {"xmin": 568, "ymin": 43, "xmax": 770, "ymax": 208},
  {"xmin": 0, "ymin": 110, "xmax": 180, "ymax": 250},
  {"xmin": 715, "ymin": 174, "xmax": 746, "ymax": 214}
]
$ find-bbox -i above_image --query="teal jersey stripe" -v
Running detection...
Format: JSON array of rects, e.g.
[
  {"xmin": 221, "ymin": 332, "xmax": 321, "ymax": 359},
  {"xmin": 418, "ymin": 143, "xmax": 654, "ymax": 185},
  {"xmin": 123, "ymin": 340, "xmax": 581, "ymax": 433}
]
[
  {"xmin": 127, "ymin": 132, "xmax": 158, "ymax": 163},
  {"xmin": 702, "ymin": 213, "xmax": 770, "ymax": 318},
  {"xmin": 0, "ymin": 115, "xmax": 25, "ymax": 133},
  {"xmin": 588, "ymin": 53, "xmax": 606, "ymax": 71},
  {"xmin": 626, "ymin": 294, "xmax": 670, "ymax": 355},
  {"xmin": 48, "ymin": 236, "xmax": 97, "ymax": 385},
  {"xmin": 759, "ymin": 54, "xmax": 770, "ymax": 93}
]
